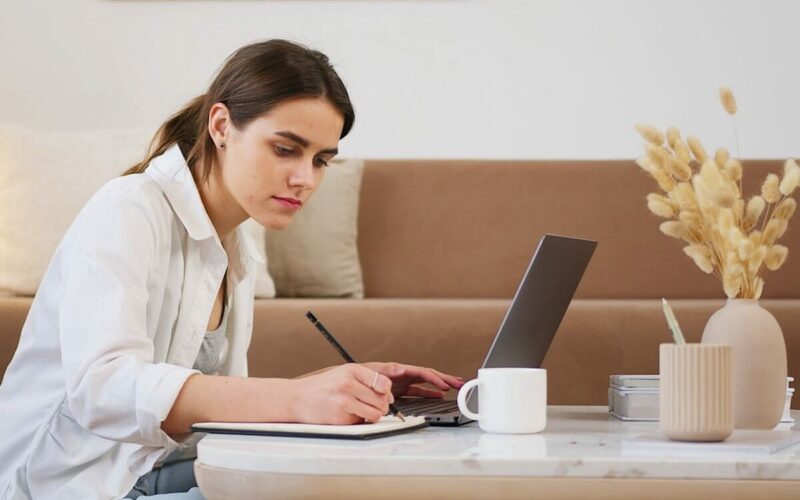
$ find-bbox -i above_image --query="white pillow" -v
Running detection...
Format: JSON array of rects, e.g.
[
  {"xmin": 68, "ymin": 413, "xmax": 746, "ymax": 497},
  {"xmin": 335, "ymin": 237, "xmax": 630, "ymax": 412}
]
[{"xmin": 0, "ymin": 123, "xmax": 275, "ymax": 298}]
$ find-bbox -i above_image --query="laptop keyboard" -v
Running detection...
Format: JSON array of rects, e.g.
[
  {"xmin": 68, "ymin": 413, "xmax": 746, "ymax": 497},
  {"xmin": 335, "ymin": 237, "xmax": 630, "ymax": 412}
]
[{"xmin": 396, "ymin": 399, "xmax": 459, "ymax": 415}]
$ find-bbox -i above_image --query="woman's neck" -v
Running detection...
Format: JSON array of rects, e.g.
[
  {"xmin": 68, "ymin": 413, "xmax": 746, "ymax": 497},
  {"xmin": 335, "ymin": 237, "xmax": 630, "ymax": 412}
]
[{"xmin": 192, "ymin": 163, "xmax": 248, "ymax": 241}]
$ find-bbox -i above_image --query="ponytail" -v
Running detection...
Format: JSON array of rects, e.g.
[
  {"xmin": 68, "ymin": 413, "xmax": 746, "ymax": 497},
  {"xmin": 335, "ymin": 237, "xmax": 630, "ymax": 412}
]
[{"xmin": 122, "ymin": 94, "xmax": 215, "ymax": 182}]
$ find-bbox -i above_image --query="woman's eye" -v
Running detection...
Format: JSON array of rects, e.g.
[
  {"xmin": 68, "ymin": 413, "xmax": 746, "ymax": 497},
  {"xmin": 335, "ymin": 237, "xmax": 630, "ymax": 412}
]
[
  {"xmin": 315, "ymin": 158, "xmax": 330, "ymax": 168},
  {"xmin": 274, "ymin": 145, "xmax": 294, "ymax": 156}
]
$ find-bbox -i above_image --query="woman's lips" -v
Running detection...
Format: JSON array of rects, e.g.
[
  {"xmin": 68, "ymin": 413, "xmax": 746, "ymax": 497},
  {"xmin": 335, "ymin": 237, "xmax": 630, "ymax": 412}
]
[{"xmin": 273, "ymin": 196, "xmax": 302, "ymax": 210}]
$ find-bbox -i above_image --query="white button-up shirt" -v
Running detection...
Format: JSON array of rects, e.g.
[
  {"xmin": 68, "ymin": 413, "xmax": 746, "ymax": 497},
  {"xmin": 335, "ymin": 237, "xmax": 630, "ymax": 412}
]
[{"xmin": 0, "ymin": 144, "xmax": 263, "ymax": 499}]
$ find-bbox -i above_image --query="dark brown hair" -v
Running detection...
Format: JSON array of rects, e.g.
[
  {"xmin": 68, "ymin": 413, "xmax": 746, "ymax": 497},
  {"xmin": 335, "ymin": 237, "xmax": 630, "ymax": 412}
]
[{"xmin": 123, "ymin": 39, "xmax": 355, "ymax": 181}]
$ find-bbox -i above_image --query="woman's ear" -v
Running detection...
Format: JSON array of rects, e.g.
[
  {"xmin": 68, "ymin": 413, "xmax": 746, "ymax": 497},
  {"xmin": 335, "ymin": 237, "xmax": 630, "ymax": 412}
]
[{"xmin": 208, "ymin": 102, "xmax": 231, "ymax": 149}]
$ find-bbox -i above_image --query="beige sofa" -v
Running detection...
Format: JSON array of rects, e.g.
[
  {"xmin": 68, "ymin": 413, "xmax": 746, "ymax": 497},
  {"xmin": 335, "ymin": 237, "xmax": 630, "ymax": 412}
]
[{"xmin": 2, "ymin": 160, "xmax": 799, "ymax": 407}]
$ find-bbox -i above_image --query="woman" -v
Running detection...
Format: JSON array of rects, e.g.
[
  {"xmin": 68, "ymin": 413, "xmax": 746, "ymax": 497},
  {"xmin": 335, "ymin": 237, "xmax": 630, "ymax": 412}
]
[{"xmin": 0, "ymin": 39, "xmax": 463, "ymax": 499}]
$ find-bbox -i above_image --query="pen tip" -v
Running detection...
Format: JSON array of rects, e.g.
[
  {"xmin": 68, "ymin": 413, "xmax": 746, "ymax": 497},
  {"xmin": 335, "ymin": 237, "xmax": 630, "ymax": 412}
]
[
  {"xmin": 305, "ymin": 311, "xmax": 317, "ymax": 322},
  {"xmin": 397, "ymin": 411, "xmax": 406, "ymax": 422}
]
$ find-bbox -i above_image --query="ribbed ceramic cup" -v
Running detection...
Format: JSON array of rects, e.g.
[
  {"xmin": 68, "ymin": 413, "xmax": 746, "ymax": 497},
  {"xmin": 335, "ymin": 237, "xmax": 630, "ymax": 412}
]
[{"xmin": 659, "ymin": 343, "xmax": 733, "ymax": 442}]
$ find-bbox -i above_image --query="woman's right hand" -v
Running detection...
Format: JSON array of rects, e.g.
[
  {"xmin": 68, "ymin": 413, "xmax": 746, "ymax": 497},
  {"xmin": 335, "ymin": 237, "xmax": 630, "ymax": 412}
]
[{"xmin": 289, "ymin": 364, "xmax": 395, "ymax": 425}]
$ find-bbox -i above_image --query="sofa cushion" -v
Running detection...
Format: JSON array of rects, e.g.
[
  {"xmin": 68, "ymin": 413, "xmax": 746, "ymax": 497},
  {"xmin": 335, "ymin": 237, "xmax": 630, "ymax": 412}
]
[
  {"xmin": 0, "ymin": 123, "xmax": 276, "ymax": 298},
  {"xmin": 358, "ymin": 160, "xmax": 799, "ymax": 299},
  {"xmin": 0, "ymin": 123, "xmax": 150, "ymax": 295},
  {"xmin": 266, "ymin": 158, "xmax": 365, "ymax": 298}
]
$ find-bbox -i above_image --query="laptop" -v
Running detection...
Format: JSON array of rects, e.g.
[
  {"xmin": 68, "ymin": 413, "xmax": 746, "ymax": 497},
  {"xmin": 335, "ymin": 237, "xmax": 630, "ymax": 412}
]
[{"xmin": 394, "ymin": 234, "xmax": 597, "ymax": 426}]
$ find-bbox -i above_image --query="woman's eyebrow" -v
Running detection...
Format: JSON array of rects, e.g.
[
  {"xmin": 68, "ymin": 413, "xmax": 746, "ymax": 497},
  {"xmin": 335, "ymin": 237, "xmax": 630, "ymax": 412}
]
[{"xmin": 274, "ymin": 131, "xmax": 338, "ymax": 155}]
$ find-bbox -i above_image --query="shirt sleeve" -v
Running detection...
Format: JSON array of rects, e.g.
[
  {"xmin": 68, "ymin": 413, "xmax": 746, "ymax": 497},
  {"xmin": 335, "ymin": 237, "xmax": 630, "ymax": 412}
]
[{"xmin": 57, "ymin": 185, "xmax": 199, "ymax": 448}]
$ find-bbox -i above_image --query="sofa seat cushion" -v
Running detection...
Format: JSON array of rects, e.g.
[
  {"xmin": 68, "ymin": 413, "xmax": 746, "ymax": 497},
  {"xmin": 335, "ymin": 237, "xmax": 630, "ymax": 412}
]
[
  {"xmin": 3, "ymin": 298, "xmax": 799, "ymax": 407},
  {"xmin": 250, "ymin": 298, "xmax": 800, "ymax": 406}
]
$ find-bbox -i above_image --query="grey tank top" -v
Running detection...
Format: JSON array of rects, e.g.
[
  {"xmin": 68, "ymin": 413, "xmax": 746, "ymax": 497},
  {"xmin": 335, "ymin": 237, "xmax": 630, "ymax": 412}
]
[{"xmin": 192, "ymin": 294, "xmax": 231, "ymax": 375}]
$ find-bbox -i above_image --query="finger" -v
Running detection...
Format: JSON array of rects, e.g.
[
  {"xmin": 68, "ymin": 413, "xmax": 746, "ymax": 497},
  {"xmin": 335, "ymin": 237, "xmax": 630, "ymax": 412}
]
[
  {"xmin": 345, "ymin": 392, "xmax": 388, "ymax": 423},
  {"xmin": 350, "ymin": 364, "xmax": 393, "ymax": 395},
  {"xmin": 365, "ymin": 361, "xmax": 404, "ymax": 377},
  {"xmin": 431, "ymin": 369, "xmax": 466, "ymax": 388},
  {"xmin": 404, "ymin": 385, "xmax": 445, "ymax": 399},
  {"xmin": 398, "ymin": 366, "xmax": 451, "ymax": 390},
  {"xmin": 342, "ymin": 370, "xmax": 393, "ymax": 412}
]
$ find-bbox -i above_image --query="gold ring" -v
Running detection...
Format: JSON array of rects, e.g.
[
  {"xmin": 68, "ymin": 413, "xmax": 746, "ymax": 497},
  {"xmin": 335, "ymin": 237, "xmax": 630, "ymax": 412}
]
[{"xmin": 371, "ymin": 372, "xmax": 379, "ymax": 389}]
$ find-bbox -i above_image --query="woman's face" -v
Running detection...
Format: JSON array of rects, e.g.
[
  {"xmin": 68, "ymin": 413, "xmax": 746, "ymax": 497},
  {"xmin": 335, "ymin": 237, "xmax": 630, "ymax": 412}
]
[{"xmin": 214, "ymin": 97, "xmax": 345, "ymax": 230}]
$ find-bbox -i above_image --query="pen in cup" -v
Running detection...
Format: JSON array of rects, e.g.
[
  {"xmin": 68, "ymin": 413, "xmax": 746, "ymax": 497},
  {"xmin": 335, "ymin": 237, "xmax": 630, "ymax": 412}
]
[
  {"xmin": 305, "ymin": 311, "xmax": 406, "ymax": 422},
  {"xmin": 661, "ymin": 298, "xmax": 686, "ymax": 345}
]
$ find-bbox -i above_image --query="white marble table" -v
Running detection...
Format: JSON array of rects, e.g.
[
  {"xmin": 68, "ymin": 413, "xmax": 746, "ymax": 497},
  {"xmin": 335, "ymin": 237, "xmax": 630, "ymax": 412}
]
[{"xmin": 195, "ymin": 406, "xmax": 800, "ymax": 499}]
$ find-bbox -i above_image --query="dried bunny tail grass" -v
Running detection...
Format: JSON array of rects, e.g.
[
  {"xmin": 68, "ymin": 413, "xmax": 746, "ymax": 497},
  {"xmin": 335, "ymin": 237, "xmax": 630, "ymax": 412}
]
[
  {"xmin": 713, "ymin": 186, "xmax": 737, "ymax": 209},
  {"xmin": 727, "ymin": 227, "xmax": 745, "ymax": 253},
  {"xmin": 774, "ymin": 197, "xmax": 797, "ymax": 220},
  {"xmin": 646, "ymin": 144, "xmax": 670, "ymax": 170},
  {"xmin": 715, "ymin": 148, "xmax": 730, "ymax": 167},
  {"xmin": 683, "ymin": 244, "xmax": 714, "ymax": 273},
  {"xmin": 723, "ymin": 159, "xmax": 742, "ymax": 182},
  {"xmin": 687, "ymin": 136, "xmax": 708, "ymax": 163},
  {"xmin": 652, "ymin": 169, "xmax": 677, "ymax": 192},
  {"xmin": 666, "ymin": 127, "xmax": 681, "ymax": 149},
  {"xmin": 762, "ymin": 219, "xmax": 788, "ymax": 246},
  {"xmin": 635, "ymin": 124, "xmax": 665, "ymax": 146},
  {"xmin": 660, "ymin": 220, "xmax": 689, "ymax": 240},
  {"xmin": 780, "ymin": 164, "xmax": 800, "ymax": 196},
  {"xmin": 678, "ymin": 209, "xmax": 703, "ymax": 230},
  {"xmin": 635, "ymin": 156, "xmax": 656, "ymax": 173},
  {"xmin": 785, "ymin": 159, "xmax": 799, "ymax": 176},
  {"xmin": 718, "ymin": 208, "xmax": 735, "ymax": 235},
  {"xmin": 776, "ymin": 218, "xmax": 789, "ymax": 239},
  {"xmin": 673, "ymin": 140, "xmax": 692, "ymax": 165},
  {"xmin": 738, "ymin": 238, "xmax": 755, "ymax": 260},
  {"xmin": 647, "ymin": 193, "xmax": 676, "ymax": 218},
  {"xmin": 753, "ymin": 277, "xmax": 765, "ymax": 299},
  {"xmin": 700, "ymin": 160, "xmax": 736, "ymax": 208},
  {"xmin": 748, "ymin": 245, "xmax": 768, "ymax": 275},
  {"xmin": 723, "ymin": 276, "xmax": 742, "ymax": 298},
  {"xmin": 734, "ymin": 199, "xmax": 745, "ymax": 224},
  {"xmin": 669, "ymin": 157, "xmax": 692, "ymax": 181},
  {"xmin": 692, "ymin": 175, "xmax": 712, "ymax": 207},
  {"xmin": 725, "ymin": 250, "xmax": 740, "ymax": 267},
  {"xmin": 700, "ymin": 159, "xmax": 724, "ymax": 186},
  {"xmin": 671, "ymin": 182, "xmax": 700, "ymax": 211},
  {"xmin": 762, "ymin": 174, "xmax": 781, "ymax": 203},
  {"xmin": 719, "ymin": 87, "xmax": 738, "ymax": 115},
  {"xmin": 723, "ymin": 264, "xmax": 744, "ymax": 298},
  {"xmin": 765, "ymin": 245, "xmax": 789, "ymax": 271},
  {"xmin": 748, "ymin": 230, "xmax": 762, "ymax": 246},
  {"xmin": 743, "ymin": 196, "xmax": 766, "ymax": 230}
]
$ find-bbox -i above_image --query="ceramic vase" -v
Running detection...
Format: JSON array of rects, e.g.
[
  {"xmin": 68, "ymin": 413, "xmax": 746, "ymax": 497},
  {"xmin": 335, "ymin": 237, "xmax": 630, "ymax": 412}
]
[{"xmin": 701, "ymin": 299, "xmax": 787, "ymax": 429}]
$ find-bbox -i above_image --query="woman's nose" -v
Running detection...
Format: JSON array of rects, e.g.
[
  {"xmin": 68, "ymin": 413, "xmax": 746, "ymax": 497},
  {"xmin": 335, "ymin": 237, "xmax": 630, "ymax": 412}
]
[{"xmin": 288, "ymin": 161, "xmax": 316, "ymax": 189}]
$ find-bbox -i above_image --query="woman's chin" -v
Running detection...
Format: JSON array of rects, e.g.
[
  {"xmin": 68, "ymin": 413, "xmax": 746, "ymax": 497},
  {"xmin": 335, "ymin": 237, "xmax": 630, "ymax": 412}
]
[{"xmin": 256, "ymin": 214, "xmax": 293, "ymax": 231}]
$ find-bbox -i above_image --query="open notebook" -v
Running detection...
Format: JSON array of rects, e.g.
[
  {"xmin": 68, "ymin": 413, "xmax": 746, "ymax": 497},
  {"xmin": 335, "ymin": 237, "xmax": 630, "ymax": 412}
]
[{"xmin": 191, "ymin": 415, "xmax": 428, "ymax": 440}]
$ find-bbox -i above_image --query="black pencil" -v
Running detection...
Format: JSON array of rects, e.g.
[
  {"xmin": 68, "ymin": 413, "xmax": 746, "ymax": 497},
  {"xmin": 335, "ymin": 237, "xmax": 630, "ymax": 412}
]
[{"xmin": 305, "ymin": 311, "xmax": 406, "ymax": 422}]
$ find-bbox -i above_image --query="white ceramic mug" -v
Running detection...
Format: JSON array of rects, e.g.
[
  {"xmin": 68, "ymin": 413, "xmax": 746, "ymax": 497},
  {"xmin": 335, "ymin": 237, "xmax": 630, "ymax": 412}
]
[{"xmin": 456, "ymin": 368, "xmax": 547, "ymax": 434}]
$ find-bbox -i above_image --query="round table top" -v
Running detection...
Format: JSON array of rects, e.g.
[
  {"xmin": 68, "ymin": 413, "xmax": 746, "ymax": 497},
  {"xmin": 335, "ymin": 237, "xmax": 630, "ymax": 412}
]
[{"xmin": 196, "ymin": 406, "xmax": 800, "ymax": 481}]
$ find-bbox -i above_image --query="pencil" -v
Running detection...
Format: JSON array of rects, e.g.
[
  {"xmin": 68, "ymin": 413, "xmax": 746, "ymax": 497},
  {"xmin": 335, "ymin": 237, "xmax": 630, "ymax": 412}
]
[{"xmin": 305, "ymin": 311, "xmax": 406, "ymax": 422}]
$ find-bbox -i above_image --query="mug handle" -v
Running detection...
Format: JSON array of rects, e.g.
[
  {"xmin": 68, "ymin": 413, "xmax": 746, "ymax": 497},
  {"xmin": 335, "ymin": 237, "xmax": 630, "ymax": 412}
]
[{"xmin": 456, "ymin": 379, "xmax": 481, "ymax": 421}]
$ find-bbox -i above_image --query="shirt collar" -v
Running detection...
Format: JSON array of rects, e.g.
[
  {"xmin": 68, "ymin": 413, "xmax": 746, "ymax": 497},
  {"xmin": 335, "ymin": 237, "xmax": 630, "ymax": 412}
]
[{"xmin": 144, "ymin": 144, "xmax": 266, "ymax": 273}]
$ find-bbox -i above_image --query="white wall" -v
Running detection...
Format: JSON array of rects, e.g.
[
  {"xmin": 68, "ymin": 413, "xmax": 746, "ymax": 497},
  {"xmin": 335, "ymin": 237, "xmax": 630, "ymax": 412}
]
[{"xmin": 0, "ymin": 0, "xmax": 797, "ymax": 159}]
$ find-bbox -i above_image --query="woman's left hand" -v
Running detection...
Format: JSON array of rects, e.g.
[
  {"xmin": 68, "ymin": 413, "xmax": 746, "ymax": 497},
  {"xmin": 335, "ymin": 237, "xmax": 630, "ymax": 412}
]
[{"xmin": 362, "ymin": 362, "xmax": 465, "ymax": 398}]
